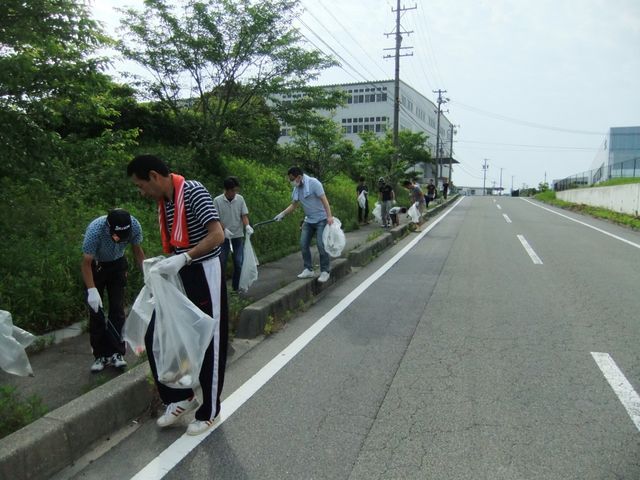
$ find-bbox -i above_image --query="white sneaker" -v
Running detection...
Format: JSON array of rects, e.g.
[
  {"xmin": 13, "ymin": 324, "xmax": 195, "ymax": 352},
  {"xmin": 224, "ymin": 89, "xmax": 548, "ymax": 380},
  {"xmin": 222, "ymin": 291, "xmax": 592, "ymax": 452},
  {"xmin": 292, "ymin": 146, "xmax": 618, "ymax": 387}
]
[
  {"xmin": 186, "ymin": 418, "xmax": 218, "ymax": 436},
  {"xmin": 318, "ymin": 272, "xmax": 330, "ymax": 283},
  {"xmin": 297, "ymin": 269, "xmax": 315, "ymax": 279},
  {"xmin": 156, "ymin": 396, "xmax": 199, "ymax": 427},
  {"xmin": 90, "ymin": 357, "xmax": 107, "ymax": 373},
  {"xmin": 109, "ymin": 353, "xmax": 127, "ymax": 369}
]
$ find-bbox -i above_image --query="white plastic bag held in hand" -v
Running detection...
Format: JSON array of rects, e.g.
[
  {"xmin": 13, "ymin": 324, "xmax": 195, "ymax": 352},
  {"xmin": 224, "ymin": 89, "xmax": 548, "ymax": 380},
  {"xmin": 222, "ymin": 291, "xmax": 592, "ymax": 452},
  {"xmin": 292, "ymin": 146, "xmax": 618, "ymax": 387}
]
[
  {"xmin": 322, "ymin": 217, "xmax": 346, "ymax": 258},
  {"xmin": 357, "ymin": 190, "xmax": 367, "ymax": 209},
  {"xmin": 123, "ymin": 285, "xmax": 153, "ymax": 356},
  {"xmin": 149, "ymin": 261, "xmax": 218, "ymax": 389},
  {"xmin": 238, "ymin": 230, "xmax": 259, "ymax": 292},
  {"xmin": 407, "ymin": 203, "xmax": 421, "ymax": 224},
  {"xmin": 0, "ymin": 310, "xmax": 36, "ymax": 377},
  {"xmin": 372, "ymin": 202, "xmax": 382, "ymax": 224},
  {"xmin": 123, "ymin": 256, "xmax": 180, "ymax": 356}
]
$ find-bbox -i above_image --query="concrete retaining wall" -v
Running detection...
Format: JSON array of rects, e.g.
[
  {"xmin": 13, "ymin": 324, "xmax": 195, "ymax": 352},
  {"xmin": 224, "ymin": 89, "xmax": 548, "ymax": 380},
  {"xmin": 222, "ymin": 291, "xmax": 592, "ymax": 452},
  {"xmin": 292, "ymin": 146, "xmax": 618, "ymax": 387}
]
[{"xmin": 557, "ymin": 184, "xmax": 640, "ymax": 216}]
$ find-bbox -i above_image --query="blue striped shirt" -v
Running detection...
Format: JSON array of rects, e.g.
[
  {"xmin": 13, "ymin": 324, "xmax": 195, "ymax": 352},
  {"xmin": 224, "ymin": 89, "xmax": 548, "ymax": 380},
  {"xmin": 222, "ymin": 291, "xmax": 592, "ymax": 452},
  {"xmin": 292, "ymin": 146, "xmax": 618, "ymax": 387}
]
[
  {"xmin": 164, "ymin": 180, "xmax": 221, "ymax": 262},
  {"xmin": 82, "ymin": 215, "xmax": 143, "ymax": 262}
]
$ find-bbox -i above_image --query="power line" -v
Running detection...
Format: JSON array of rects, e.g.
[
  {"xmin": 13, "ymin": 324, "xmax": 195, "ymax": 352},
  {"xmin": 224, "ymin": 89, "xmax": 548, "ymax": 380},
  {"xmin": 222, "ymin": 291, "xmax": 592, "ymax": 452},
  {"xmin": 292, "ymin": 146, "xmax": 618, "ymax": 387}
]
[
  {"xmin": 313, "ymin": 0, "xmax": 388, "ymax": 78},
  {"xmin": 451, "ymin": 100, "xmax": 606, "ymax": 135},
  {"xmin": 456, "ymin": 139, "xmax": 601, "ymax": 151}
]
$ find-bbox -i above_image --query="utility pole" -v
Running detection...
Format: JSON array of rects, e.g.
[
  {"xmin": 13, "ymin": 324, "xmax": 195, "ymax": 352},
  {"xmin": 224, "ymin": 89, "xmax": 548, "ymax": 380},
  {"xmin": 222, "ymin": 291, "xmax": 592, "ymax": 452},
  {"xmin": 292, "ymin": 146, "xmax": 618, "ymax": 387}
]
[
  {"xmin": 384, "ymin": 1, "xmax": 415, "ymax": 166},
  {"xmin": 433, "ymin": 89, "xmax": 449, "ymax": 184},
  {"xmin": 482, "ymin": 159, "xmax": 489, "ymax": 196},
  {"xmin": 448, "ymin": 123, "xmax": 458, "ymax": 184},
  {"xmin": 499, "ymin": 167, "xmax": 503, "ymax": 194},
  {"xmin": 511, "ymin": 175, "xmax": 514, "ymax": 193}
]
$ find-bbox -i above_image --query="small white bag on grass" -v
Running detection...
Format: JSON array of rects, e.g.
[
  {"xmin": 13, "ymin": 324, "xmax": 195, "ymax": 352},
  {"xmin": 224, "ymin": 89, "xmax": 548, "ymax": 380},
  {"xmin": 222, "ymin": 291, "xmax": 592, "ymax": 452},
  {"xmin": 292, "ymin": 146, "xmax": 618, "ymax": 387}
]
[
  {"xmin": 238, "ymin": 231, "xmax": 259, "ymax": 292},
  {"xmin": 322, "ymin": 217, "xmax": 346, "ymax": 258},
  {"xmin": 0, "ymin": 310, "xmax": 36, "ymax": 377}
]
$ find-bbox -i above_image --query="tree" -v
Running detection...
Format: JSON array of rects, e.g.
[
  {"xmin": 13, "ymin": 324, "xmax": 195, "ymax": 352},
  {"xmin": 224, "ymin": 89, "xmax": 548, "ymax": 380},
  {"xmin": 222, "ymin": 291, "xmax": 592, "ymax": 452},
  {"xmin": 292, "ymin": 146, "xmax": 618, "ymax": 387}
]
[
  {"xmin": 282, "ymin": 113, "xmax": 354, "ymax": 181},
  {"xmin": 117, "ymin": 0, "xmax": 339, "ymax": 168},
  {"xmin": 352, "ymin": 130, "xmax": 433, "ymax": 188},
  {"xmin": 0, "ymin": 0, "xmax": 117, "ymax": 177}
]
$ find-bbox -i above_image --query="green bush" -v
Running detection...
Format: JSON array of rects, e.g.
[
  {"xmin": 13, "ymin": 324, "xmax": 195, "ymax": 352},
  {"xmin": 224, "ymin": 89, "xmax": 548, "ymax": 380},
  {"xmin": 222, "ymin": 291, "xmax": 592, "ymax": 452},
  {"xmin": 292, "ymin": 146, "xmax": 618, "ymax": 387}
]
[{"xmin": 0, "ymin": 146, "xmax": 363, "ymax": 335}]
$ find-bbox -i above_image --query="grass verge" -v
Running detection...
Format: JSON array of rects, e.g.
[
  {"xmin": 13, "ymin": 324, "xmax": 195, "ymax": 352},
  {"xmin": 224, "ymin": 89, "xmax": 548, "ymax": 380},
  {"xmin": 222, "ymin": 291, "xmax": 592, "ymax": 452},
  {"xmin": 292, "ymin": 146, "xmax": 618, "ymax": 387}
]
[{"xmin": 535, "ymin": 191, "xmax": 640, "ymax": 230}]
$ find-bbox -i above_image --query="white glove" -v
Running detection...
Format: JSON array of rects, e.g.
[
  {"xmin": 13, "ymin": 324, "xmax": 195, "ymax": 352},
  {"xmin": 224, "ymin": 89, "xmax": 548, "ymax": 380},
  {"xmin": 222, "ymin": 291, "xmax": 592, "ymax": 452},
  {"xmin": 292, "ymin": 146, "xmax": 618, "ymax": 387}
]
[
  {"xmin": 224, "ymin": 228, "xmax": 233, "ymax": 239},
  {"xmin": 274, "ymin": 211, "xmax": 286, "ymax": 222},
  {"xmin": 87, "ymin": 288, "xmax": 102, "ymax": 313},
  {"xmin": 245, "ymin": 225, "xmax": 254, "ymax": 235},
  {"xmin": 150, "ymin": 253, "xmax": 188, "ymax": 276}
]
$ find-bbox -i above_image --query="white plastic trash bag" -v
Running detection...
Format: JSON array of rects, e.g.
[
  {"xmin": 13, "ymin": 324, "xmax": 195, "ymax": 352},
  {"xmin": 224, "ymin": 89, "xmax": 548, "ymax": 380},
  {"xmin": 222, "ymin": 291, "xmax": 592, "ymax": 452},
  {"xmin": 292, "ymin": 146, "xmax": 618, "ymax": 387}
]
[
  {"xmin": 238, "ymin": 231, "xmax": 259, "ymax": 292},
  {"xmin": 372, "ymin": 202, "xmax": 382, "ymax": 224},
  {"xmin": 407, "ymin": 203, "xmax": 421, "ymax": 224},
  {"xmin": 123, "ymin": 257, "xmax": 176, "ymax": 356},
  {"xmin": 322, "ymin": 217, "xmax": 346, "ymax": 258},
  {"xmin": 0, "ymin": 310, "xmax": 36, "ymax": 377},
  {"xmin": 357, "ymin": 190, "xmax": 367, "ymax": 209},
  {"xmin": 123, "ymin": 285, "xmax": 153, "ymax": 356},
  {"xmin": 149, "ymin": 261, "xmax": 218, "ymax": 390}
]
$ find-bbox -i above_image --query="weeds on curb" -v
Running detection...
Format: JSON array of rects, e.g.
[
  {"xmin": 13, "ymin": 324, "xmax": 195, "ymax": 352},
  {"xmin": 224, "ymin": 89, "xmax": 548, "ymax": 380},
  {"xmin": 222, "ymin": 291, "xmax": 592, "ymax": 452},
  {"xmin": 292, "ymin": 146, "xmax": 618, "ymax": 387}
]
[{"xmin": 0, "ymin": 385, "xmax": 48, "ymax": 440}]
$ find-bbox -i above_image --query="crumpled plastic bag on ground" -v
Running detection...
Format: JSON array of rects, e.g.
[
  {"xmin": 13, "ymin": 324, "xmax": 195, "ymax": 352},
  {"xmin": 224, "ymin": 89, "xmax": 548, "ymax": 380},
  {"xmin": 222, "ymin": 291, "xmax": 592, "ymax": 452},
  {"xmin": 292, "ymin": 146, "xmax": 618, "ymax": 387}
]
[
  {"xmin": 149, "ymin": 257, "xmax": 218, "ymax": 390},
  {"xmin": 372, "ymin": 202, "xmax": 382, "ymax": 224},
  {"xmin": 238, "ymin": 231, "xmax": 259, "ymax": 292},
  {"xmin": 407, "ymin": 203, "xmax": 421, "ymax": 224},
  {"xmin": 322, "ymin": 217, "xmax": 346, "ymax": 258},
  {"xmin": 0, "ymin": 310, "xmax": 36, "ymax": 377}
]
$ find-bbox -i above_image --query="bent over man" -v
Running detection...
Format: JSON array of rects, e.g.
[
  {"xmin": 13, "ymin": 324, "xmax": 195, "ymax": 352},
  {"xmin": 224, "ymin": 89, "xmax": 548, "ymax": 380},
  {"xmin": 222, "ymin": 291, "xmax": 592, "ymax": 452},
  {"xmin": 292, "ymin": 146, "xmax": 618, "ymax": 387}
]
[
  {"xmin": 81, "ymin": 208, "xmax": 144, "ymax": 373},
  {"xmin": 127, "ymin": 154, "xmax": 228, "ymax": 436}
]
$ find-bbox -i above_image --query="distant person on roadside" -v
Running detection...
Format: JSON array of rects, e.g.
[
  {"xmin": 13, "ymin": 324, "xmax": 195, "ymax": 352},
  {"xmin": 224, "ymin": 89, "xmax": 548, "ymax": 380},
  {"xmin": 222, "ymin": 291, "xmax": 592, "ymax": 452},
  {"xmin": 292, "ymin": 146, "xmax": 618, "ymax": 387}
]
[
  {"xmin": 273, "ymin": 166, "xmax": 334, "ymax": 283},
  {"xmin": 356, "ymin": 176, "xmax": 369, "ymax": 224},
  {"xmin": 378, "ymin": 177, "xmax": 395, "ymax": 228},
  {"xmin": 127, "ymin": 154, "xmax": 228, "ymax": 436},
  {"xmin": 442, "ymin": 178, "xmax": 450, "ymax": 199},
  {"xmin": 425, "ymin": 179, "xmax": 437, "ymax": 208},
  {"xmin": 402, "ymin": 179, "xmax": 426, "ymax": 231},
  {"xmin": 81, "ymin": 208, "xmax": 145, "ymax": 373},
  {"xmin": 213, "ymin": 176, "xmax": 252, "ymax": 292}
]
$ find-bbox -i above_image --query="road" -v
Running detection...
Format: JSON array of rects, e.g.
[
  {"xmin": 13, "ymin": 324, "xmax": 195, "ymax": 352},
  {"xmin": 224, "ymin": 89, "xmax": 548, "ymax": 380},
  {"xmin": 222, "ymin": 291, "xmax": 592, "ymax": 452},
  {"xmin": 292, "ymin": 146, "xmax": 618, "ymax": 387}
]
[{"xmin": 58, "ymin": 196, "xmax": 640, "ymax": 480}]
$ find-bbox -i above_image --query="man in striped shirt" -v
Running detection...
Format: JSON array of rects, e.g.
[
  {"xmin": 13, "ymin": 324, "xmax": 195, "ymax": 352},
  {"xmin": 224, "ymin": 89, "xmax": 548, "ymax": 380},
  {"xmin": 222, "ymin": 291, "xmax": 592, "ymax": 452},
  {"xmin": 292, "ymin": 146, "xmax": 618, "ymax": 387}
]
[{"xmin": 127, "ymin": 154, "xmax": 228, "ymax": 436}]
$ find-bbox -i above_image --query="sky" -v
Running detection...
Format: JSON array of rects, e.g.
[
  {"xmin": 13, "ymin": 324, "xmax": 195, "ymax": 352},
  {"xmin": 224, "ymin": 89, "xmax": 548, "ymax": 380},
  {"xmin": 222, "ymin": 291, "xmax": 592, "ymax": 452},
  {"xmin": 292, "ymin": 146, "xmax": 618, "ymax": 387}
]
[{"xmin": 90, "ymin": 0, "xmax": 640, "ymax": 190}]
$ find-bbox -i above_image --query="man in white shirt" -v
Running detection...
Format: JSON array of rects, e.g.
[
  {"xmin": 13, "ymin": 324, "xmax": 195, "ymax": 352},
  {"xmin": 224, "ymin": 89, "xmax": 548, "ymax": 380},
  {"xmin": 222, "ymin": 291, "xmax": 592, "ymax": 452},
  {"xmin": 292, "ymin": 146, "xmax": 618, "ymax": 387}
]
[{"xmin": 213, "ymin": 176, "xmax": 252, "ymax": 292}]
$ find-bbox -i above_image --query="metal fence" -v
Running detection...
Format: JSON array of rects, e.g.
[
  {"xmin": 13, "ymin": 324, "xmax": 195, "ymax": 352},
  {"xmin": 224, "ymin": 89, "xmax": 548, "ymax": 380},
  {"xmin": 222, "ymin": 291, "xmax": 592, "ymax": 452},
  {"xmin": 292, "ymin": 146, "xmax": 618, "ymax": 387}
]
[{"xmin": 554, "ymin": 157, "xmax": 640, "ymax": 192}]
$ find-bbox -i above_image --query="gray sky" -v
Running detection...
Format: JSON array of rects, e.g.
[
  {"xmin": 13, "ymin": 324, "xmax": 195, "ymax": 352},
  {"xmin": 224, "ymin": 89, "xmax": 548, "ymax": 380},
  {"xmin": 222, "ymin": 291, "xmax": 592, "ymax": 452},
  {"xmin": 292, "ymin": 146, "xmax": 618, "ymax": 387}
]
[{"xmin": 92, "ymin": 0, "xmax": 640, "ymax": 190}]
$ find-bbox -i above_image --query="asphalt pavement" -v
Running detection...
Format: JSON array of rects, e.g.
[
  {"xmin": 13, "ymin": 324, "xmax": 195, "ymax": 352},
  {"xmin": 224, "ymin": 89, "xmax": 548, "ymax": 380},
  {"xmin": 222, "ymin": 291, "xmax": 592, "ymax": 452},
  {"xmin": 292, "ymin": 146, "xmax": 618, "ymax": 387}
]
[{"xmin": 0, "ymin": 196, "xmax": 456, "ymax": 480}]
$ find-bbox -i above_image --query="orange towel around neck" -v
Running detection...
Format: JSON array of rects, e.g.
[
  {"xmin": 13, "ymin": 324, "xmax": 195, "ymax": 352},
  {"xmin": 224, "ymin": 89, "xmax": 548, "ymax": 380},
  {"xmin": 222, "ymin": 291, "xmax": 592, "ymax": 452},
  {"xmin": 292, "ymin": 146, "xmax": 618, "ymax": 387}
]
[{"xmin": 158, "ymin": 174, "xmax": 189, "ymax": 253}]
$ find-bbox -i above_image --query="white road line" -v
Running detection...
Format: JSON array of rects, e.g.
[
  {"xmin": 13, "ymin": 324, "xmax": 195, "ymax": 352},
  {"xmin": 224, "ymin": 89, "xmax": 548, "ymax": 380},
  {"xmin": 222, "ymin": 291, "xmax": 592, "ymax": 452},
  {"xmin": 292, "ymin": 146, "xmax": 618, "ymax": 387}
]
[
  {"xmin": 503, "ymin": 214, "xmax": 512, "ymax": 224},
  {"xmin": 521, "ymin": 198, "xmax": 640, "ymax": 250},
  {"xmin": 130, "ymin": 198, "xmax": 466, "ymax": 480},
  {"xmin": 496, "ymin": 204, "xmax": 502, "ymax": 210},
  {"xmin": 591, "ymin": 352, "xmax": 640, "ymax": 432},
  {"xmin": 517, "ymin": 234, "xmax": 543, "ymax": 264}
]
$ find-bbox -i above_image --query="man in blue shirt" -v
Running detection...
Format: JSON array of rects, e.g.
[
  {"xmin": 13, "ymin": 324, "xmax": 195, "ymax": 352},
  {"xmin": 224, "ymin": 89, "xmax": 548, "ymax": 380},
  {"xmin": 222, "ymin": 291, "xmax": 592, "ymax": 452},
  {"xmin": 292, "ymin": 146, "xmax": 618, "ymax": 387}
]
[
  {"xmin": 274, "ymin": 166, "xmax": 334, "ymax": 283},
  {"xmin": 81, "ymin": 208, "xmax": 145, "ymax": 373}
]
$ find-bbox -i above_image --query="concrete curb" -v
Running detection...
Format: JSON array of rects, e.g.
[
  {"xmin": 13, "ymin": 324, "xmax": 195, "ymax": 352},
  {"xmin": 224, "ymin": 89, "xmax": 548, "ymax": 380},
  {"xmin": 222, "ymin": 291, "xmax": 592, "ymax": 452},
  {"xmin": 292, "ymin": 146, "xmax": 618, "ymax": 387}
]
[
  {"xmin": 236, "ymin": 258, "xmax": 352, "ymax": 338},
  {"xmin": 0, "ymin": 195, "xmax": 458, "ymax": 480},
  {"xmin": 0, "ymin": 363, "xmax": 152, "ymax": 480}
]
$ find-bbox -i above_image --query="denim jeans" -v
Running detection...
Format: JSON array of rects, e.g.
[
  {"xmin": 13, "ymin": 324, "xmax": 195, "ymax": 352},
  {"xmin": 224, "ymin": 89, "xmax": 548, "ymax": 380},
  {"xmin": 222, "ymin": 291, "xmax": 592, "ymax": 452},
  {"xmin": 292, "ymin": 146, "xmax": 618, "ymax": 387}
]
[
  {"xmin": 220, "ymin": 237, "xmax": 244, "ymax": 291},
  {"xmin": 300, "ymin": 219, "xmax": 330, "ymax": 273}
]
